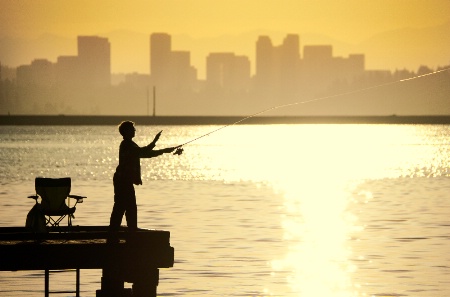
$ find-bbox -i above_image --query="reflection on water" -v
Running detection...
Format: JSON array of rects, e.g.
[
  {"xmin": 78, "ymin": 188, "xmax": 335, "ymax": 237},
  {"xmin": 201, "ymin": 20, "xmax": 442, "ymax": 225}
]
[
  {"xmin": 1, "ymin": 124, "xmax": 450, "ymax": 296},
  {"xmin": 272, "ymin": 183, "xmax": 360, "ymax": 296},
  {"xmin": 257, "ymin": 124, "xmax": 450, "ymax": 297}
]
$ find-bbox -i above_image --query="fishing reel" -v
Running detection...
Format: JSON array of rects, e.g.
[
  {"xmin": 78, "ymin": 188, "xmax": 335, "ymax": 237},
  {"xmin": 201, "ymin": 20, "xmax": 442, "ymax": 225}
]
[{"xmin": 173, "ymin": 146, "xmax": 184, "ymax": 155}]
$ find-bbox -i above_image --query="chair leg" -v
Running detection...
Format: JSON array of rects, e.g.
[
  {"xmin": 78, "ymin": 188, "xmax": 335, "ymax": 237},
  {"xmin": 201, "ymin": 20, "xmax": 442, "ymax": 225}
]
[
  {"xmin": 44, "ymin": 269, "xmax": 80, "ymax": 296},
  {"xmin": 45, "ymin": 269, "xmax": 49, "ymax": 297}
]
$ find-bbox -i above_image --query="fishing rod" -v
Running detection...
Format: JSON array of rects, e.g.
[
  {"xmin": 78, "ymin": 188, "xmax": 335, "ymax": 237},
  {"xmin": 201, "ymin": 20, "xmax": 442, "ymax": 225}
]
[{"xmin": 172, "ymin": 67, "xmax": 450, "ymax": 155}]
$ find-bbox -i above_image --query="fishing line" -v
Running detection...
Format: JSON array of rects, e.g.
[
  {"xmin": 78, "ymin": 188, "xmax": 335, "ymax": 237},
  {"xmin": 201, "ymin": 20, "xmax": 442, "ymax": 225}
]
[{"xmin": 174, "ymin": 67, "xmax": 449, "ymax": 153}]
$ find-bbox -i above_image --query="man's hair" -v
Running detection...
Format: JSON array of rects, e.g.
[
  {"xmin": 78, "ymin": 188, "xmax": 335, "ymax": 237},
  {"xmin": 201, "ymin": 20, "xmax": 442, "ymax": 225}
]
[{"xmin": 118, "ymin": 121, "xmax": 135, "ymax": 136}]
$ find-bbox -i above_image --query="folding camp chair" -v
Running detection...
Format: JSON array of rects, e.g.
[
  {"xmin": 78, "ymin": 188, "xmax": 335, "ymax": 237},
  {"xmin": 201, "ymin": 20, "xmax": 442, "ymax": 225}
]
[{"xmin": 28, "ymin": 177, "xmax": 86, "ymax": 228}]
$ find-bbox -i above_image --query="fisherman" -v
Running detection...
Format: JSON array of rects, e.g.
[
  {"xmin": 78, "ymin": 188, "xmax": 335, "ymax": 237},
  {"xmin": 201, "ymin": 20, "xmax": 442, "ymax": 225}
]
[{"xmin": 109, "ymin": 121, "xmax": 177, "ymax": 239}]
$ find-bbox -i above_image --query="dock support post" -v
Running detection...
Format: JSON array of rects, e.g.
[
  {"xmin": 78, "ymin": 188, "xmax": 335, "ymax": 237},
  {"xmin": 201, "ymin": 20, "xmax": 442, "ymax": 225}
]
[
  {"xmin": 131, "ymin": 268, "xmax": 159, "ymax": 297},
  {"xmin": 76, "ymin": 268, "xmax": 80, "ymax": 297},
  {"xmin": 97, "ymin": 267, "xmax": 125, "ymax": 297},
  {"xmin": 45, "ymin": 269, "xmax": 49, "ymax": 297}
]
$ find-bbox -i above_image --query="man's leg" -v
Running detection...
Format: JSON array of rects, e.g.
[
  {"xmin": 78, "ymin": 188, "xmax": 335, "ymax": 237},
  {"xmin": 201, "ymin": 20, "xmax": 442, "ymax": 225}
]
[
  {"xmin": 124, "ymin": 188, "xmax": 137, "ymax": 231},
  {"xmin": 109, "ymin": 201, "xmax": 125, "ymax": 231},
  {"xmin": 109, "ymin": 174, "xmax": 128, "ymax": 242},
  {"xmin": 110, "ymin": 175, "xmax": 126, "ymax": 231}
]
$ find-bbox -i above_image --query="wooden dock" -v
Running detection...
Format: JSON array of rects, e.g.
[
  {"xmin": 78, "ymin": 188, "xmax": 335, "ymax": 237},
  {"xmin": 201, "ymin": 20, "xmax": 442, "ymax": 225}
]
[{"xmin": 0, "ymin": 226, "xmax": 174, "ymax": 297}]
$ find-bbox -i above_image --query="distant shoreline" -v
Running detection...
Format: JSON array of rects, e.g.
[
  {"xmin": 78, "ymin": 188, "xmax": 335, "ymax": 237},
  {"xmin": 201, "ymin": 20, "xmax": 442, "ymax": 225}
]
[{"xmin": 2, "ymin": 115, "xmax": 450, "ymax": 125}]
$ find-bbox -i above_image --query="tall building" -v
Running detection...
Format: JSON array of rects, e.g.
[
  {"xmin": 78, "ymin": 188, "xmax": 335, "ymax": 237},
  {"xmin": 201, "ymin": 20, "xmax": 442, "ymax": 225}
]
[
  {"xmin": 301, "ymin": 45, "xmax": 365, "ymax": 88},
  {"xmin": 303, "ymin": 45, "xmax": 332, "ymax": 61},
  {"xmin": 347, "ymin": 54, "xmax": 365, "ymax": 77},
  {"xmin": 150, "ymin": 33, "xmax": 172, "ymax": 87},
  {"xmin": 56, "ymin": 55, "xmax": 81, "ymax": 87},
  {"xmin": 150, "ymin": 33, "xmax": 196, "ymax": 90},
  {"xmin": 16, "ymin": 59, "xmax": 54, "ymax": 88},
  {"xmin": 170, "ymin": 50, "xmax": 197, "ymax": 90},
  {"xmin": 279, "ymin": 34, "xmax": 300, "ymax": 91},
  {"xmin": 206, "ymin": 53, "xmax": 250, "ymax": 91},
  {"xmin": 255, "ymin": 36, "xmax": 274, "ymax": 90},
  {"xmin": 255, "ymin": 34, "xmax": 300, "ymax": 92},
  {"xmin": 77, "ymin": 36, "xmax": 111, "ymax": 87},
  {"xmin": 301, "ymin": 45, "xmax": 335, "ymax": 89}
]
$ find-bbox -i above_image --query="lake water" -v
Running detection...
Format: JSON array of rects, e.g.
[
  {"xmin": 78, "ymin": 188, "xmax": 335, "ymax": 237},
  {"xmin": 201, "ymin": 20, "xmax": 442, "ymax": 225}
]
[{"xmin": 0, "ymin": 124, "xmax": 449, "ymax": 296}]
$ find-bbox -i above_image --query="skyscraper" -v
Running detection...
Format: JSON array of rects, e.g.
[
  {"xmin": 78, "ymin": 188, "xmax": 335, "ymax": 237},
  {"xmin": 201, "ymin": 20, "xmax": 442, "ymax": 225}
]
[
  {"xmin": 150, "ymin": 33, "xmax": 172, "ymax": 87},
  {"xmin": 255, "ymin": 36, "xmax": 274, "ymax": 90},
  {"xmin": 150, "ymin": 33, "xmax": 196, "ymax": 90},
  {"xmin": 77, "ymin": 36, "xmax": 111, "ymax": 87},
  {"xmin": 207, "ymin": 53, "xmax": 250, "ymax": 91},
  {"xmin": 255, "ymin": 34, "xmax": 300, "ymax": 93},
  {"xmin": 279, "ymin": 34, "xmax": 300, "ymax": 91}
]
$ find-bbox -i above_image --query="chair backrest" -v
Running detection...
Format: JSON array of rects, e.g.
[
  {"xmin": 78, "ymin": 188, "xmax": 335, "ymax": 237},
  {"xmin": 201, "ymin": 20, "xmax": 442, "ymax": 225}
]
[{"xmin": 35, "ymin": 177, "xmax": 71, "ymax": 211}]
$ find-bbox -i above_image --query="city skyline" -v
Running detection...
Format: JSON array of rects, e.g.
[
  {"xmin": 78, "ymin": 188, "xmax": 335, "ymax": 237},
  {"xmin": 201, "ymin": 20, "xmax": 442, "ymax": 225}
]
[
  {"xmin": 1, "ymin": 25, "xmax": 450, "ymax": 79},
  {"xmin": 1, "ymin": 32, "xmax": 449, "ymax": 116},
  {"xmin": 1, "ymin": 1, "xmax": 450, "ymax": 77},
  {"xmin": 2, "ymin": 26, "xmax": 449, "ymax": 80},
  {"xmin": 3, "ymin": 32, "xmax": 372, "ymax": 88},
  {"xmin": 2, "ymin": 32, "xmax": 445, "ymax": 81},
  {"xmin": 1, "ymin": 0, "xmax": 449, "ymax": 116}
]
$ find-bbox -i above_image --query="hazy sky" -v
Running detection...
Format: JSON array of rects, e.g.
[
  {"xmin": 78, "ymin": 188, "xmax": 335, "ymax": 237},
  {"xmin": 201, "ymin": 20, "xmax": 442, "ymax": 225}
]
[
  {"xmin": 2, "ymin": 0, "xmax": 449, "ymax": 40},
  {"xmin": 1, "ymin": 0, "xmax": 449, "ymax": 74}
]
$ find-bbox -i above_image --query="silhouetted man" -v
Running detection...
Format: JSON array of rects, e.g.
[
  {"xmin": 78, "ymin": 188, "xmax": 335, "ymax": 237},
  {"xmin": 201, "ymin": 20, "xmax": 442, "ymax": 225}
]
[{"xmin": 109, "ymin": 121, "xmax": 176, "ymax": 238}]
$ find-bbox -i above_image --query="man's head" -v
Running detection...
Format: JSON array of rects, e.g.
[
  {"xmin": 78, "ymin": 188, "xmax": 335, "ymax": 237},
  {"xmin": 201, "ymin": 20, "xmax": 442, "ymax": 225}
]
[{"xmin": 118, "ymin": 121, "xmax": 136, "ymax": 138}]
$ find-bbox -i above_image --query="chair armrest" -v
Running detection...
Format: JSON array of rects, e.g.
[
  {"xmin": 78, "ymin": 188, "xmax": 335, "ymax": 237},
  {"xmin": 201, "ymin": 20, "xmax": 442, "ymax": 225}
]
[
  {"xmin": 68, "ymin": 194, "xmax": 86, "ymax": 201},
  {"xmin": 28, "ymin": 195, "xmax": 38, "ymax": 200}
]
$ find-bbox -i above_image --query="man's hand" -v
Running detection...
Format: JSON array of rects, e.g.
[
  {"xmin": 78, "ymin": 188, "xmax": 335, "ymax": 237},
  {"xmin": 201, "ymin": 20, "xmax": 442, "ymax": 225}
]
[
  {"xmin": 173, "ymin": 147, "xmax": 184, "ymax": 155},
  {"xmin": 152, "ymin": 130, "xmax": 162, "ymax": 144},
  {"xmin": 162, "ymin": 146, "xmax": 177, "ymax": 154}
]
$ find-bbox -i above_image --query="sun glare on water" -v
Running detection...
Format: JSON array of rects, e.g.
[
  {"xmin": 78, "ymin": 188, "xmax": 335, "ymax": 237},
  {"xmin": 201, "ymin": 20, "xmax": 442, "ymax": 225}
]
[
  {"xmin": 151, "ymin": 124, "xmax": 448, "ymax": 296},
  {"xmin": 231, "ymin": 124, "xmax": 442, "ymax": 297}
]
